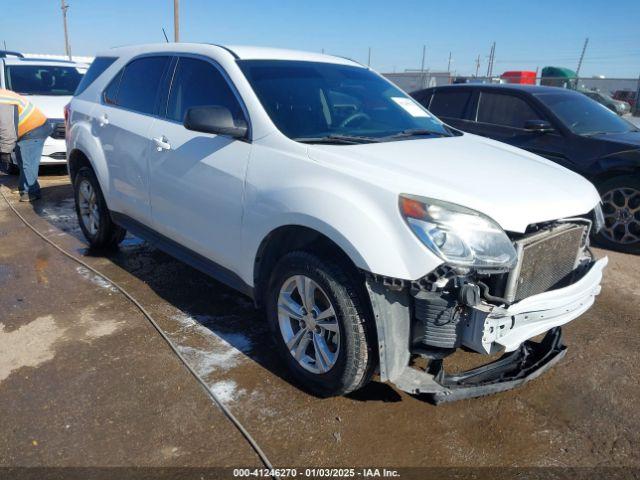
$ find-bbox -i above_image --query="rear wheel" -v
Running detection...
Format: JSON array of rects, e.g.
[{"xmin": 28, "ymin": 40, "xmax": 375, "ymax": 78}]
[
  {"xmin": 266, "ymin": 251, "xmax": 376, "ymax": 397},
  {"xmin": 73, "ymin": 166, "xmax": 126, "ymax": 249},
  {"xmin": 596, "ymin": 175, "xmax": 640, "ymax": 254}
]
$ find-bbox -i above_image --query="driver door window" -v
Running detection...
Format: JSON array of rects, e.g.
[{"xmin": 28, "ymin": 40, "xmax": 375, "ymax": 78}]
[
  {"xmin": 166, "ymin": 57, "xmax": 245, "ymax": 125},
  {"xmin": 477, "ymin": 92, "xmax": 541, "ymax": 128}
]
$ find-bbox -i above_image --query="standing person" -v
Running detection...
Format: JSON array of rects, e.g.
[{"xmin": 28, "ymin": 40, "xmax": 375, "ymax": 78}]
[{"xmin": 0, "ymin": 89, "xmax": 50, "ymax": 202}]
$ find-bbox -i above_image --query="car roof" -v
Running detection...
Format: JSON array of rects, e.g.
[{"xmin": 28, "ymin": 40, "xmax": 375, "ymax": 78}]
[
  {"xmin": 99, "ymin": 43, "xmax": 365, "ymax": 68},
  {"xmin": 420, "ymin": 83, "xmax": 581, "ymax": 96},
  {"xmin": 2, "ymin": 57, "xmax": 86, "ymax": 67}
]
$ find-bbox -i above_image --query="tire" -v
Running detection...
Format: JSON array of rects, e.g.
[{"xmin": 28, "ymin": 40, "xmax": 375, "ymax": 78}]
[
  {"xmin": 73, "ymin": 166, "xmax": 126, "ymax": 249},
  {"xmin": 266, "ymin": 251, "xmax": 376, "ymax": 397},
  {"xmin": 595, "ymin": 175, "xmax": 640, "ymax": 254}
]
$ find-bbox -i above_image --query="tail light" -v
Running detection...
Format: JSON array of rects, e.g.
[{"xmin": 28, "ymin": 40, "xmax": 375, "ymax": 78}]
[{"xmin": 63, "ymin": 103, "xmax": 71, "ymax": 136}]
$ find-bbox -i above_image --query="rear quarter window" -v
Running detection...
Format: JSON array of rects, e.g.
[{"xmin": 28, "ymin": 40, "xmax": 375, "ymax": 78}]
[{"xmin": 74, "ymin": 57, "xmax": 117, "ymax": 96}]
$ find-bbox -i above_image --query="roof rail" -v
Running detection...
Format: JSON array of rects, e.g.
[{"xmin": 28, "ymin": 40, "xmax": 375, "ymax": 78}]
[
  {"xmin": 0, "ymin": 50, "xmax": 24, "ymax": 58},
  {"xmin": 206, "ymin": 44, "xmax": 239, "ymax": 59}
]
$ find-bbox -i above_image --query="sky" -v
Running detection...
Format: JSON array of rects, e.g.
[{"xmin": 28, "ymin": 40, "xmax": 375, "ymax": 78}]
[{"xmin": 2, "ymin": 0, "xmax": 639, "ymax": 78}]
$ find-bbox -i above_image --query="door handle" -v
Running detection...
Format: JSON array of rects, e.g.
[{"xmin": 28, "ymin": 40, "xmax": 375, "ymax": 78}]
[
  {"xmin": 153, "ymin": 135, "xmax": 171, "ymax": 151},
  {"xmin": 99, "ymin": 114, "xmax": 109, "ymax": 127}
]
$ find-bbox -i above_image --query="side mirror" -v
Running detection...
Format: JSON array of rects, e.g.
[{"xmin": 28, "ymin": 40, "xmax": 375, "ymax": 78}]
[
  {"xmin": 524, "ymin": 119, "xmax": 554, "ymax": 133},
  {"xmin": 183, "ymin": 106, "xmax": 248, "ymax": 139}
]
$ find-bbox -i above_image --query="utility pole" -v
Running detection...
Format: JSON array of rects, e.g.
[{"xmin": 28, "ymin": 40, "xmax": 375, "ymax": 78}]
[
  {"xmin": 475, "ymin": 54, "xmax": 480, "ymax": 77},
  {"xmin": 486, "ymin": 42, "xmax": 496, "ymax": 78},
  {"xmin": 635, "ymin": 74, "xmax": 640, "ymax": 116},
  {"xmin": 367, "ymin": 47, "xmax": 371, "ymax": 67},
  {"xmin": 576, "ymin": 37, "xmax": 589, "ymax": 78},
  {"xmin": 420, "ymin": 45, "xmax": 427, "ymax": 88},
  {"xmin": 447, "ymin": 52, "xmax": 452, "ymax": 73},
  {"xmin": 173, "ymin": 0, "xmax": 180, "ymax": 42},
  {"xmin": 60, "ymin": 0, "xmax": 72, "ymax": 60}
]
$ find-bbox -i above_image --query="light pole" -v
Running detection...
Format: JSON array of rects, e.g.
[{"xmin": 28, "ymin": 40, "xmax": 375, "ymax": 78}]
[
  {"xmin": 174, "ymin": 0, "xmax": 180, "ymax": 42},
  {"xmin": 61, "ymin": 0, "xmax": 72, "ymax": 60}
]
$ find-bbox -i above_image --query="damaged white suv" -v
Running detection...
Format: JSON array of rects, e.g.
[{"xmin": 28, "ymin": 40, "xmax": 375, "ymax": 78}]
[{"xmin": 66, "ymin": 43, "xmax": 607, "ymax": 402}]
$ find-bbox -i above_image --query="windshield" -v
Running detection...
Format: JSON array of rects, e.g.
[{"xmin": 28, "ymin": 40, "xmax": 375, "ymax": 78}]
[
  {"xmin": 4, "ymin": 65, "xmax": 85, "ymax": 96},
  {"xmin": 536, "ymin": 92, "xmax": 636, "ymax": 135},
  {"xmin": 238, "ymin": 60, "xmax": 450, "ymax": 142}
]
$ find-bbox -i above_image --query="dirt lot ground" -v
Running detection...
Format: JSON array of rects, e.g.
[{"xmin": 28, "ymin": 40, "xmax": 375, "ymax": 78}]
[{"xmin": 0, "ymin": 169, "xmax": 639, "ymax": 476}]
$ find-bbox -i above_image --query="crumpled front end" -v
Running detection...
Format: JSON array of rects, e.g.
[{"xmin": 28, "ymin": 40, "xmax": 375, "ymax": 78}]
[{"xmin": 366, "ymin": 219, "xmax": 607, "ymax": 403}]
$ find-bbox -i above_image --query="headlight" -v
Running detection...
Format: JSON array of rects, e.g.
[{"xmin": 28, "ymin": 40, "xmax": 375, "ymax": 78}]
[
  {"xmin": 399, "ymin": 194, "xmax": 517, "ymax": 269},
  {"xmin": 593, "ymin": 202, "xmax": 605, "ymax": 233}
]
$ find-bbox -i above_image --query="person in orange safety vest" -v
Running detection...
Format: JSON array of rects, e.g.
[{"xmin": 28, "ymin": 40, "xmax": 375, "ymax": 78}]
[{"xmin": 0, "ymin": 88, "xmax": 51, "ymax": 202}]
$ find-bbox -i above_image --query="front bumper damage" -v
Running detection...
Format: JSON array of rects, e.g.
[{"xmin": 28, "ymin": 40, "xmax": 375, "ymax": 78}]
[{"xmin": 365, "ymin": 256, "xmax": 607, "ymax": 403}]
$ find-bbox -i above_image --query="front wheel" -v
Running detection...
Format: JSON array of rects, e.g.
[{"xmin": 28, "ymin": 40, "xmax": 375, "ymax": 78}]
[
  {"xmin": 73, "ymin": 166, "xmax": 126, "ymax": 249},
  {"xmin": 266, "ymin": 251, "xmax": 376, "ymax": 397},
  {"xmin": 596, "ymin": 175, "xmax": 640, "ymax": 254}
]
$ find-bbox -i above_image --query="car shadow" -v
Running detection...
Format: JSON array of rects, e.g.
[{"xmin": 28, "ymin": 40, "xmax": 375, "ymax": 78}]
[{"xmin": 12, "ymin": 179, "xmax": 398, "ymax": 402}]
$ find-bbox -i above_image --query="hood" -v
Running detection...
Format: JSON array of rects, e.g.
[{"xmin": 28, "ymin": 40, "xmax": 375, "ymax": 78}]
[
  {"xmin": 22, "ymin": 95, "xmax": 71, "ymax": 120},
  {"xmin": 587, "ymin": 130, "xmax": 640, "ymax": 147},
  {"xmin": 307, "ymin": 133, "xmax": 600, "ymax": 233}
]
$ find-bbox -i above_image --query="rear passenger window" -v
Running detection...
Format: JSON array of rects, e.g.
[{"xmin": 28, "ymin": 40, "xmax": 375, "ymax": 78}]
[
  {"xmin": 477, "ymin": 92, "xmax": 541, "ymax": 128},
  {"xmin": 106, "ymin": 56, "xmax": 170, "ymax": 115},
  {"xmin": 167, "ymin": 57, "xmax": 245, "ymax": 124},
  {"xmin": 103, "ymin": 69, "xmax": 122, "ymax": 105},
  {"xmin": 429, "ymin": 91, "xmax": 472, "ymax": 119}
]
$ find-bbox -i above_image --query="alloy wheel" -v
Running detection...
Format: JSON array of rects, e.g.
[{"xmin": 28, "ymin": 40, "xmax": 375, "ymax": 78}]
[
  {"xmin": 277, "ymin": 275, "xmax": 340, "ymax": 374},
  {"xmin": 601, "ymin": 187, "xmax": 640, "ymax": 245},
  {"xmin": 78, "ymin": 179, "xmax": 100, "ymax": 236}
]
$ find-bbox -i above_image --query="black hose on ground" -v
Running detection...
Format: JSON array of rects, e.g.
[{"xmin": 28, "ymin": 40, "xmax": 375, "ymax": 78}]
[{"xmin": 0, "ymin": 185, "xmax": 276, "ymax": 474}]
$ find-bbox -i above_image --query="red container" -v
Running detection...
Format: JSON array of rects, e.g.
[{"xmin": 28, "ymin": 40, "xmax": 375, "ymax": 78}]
[{"xmin": 501, "ymin": 71, "xmax": 537, "ymax": 85}]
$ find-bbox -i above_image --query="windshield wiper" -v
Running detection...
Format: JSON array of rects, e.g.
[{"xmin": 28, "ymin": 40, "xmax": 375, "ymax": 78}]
[
  {"xmin": 293, "ymin": 134, "xmax": 381, "ymax": 144},
  {"xmin": 384, "ymin": 128, "xmax": 450, "ymax": 140}
]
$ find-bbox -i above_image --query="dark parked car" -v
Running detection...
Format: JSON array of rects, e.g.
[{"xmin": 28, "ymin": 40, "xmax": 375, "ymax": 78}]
[
  {"xmin": 581, "ymin": 89, "xmax": 631, "ymax": 116},
  {"xmin": 411, "ymin": 84, "xmax": 640, "ymax": 253},
  {"xmin": 613, "ymin": 90, "xmax": 637, "ymax": 112}
]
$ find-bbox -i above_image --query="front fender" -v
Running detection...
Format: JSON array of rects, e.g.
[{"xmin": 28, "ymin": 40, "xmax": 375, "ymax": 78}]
[
  {"xmin": 240, "ymin": 182, "xmax": 443, "ymax": 287},
  {"xmin": 592, "ymin": 149, "xmax": 640, "ymax": 181}
]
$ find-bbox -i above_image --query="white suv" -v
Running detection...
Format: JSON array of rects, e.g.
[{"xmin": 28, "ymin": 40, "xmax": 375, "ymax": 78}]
[
  {"xmin": 66, "ymin": 43, "xmax": 607, "ymax": 402},
  {"xmin": 0, "ymin": 51, "xmax": 87, "ymax": 171}
]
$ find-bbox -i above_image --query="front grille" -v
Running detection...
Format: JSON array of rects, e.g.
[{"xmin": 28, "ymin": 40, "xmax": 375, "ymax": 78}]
[
  {"xmin": 505, "ymin": 224, "xmax": 585, "ymax": 303},
  {"xmin": 48, "ymin": 152, "xmax": 66, "ymax": 160},
  {"xmin": 50, "ymin": 122, "xmax": 65, "ymax": 140}
]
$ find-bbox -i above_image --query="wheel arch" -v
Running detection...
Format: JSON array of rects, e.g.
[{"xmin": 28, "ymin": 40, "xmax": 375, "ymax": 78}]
[
  {"xmin": 591, "ymin": 167, "xmax": 639, "ymax": 188},
  {"xmin": 67, "ymin": 119, "xmax": 112, "ymax": 202},
  {"xmin": 252, "ymin": 224, "xmax": 367, "ymax": 307}
]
